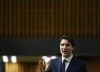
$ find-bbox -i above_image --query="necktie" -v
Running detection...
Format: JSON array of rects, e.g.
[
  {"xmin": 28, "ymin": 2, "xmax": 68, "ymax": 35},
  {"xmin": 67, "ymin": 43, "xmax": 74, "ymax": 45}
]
[{"xmin": 62, "ymin": 59, "xmax": 67, "ymax": 72}]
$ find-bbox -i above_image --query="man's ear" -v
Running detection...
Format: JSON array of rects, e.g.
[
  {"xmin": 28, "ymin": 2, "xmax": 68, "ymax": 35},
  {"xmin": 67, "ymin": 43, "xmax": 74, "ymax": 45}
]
[{"xmin": 72, "ymin": 46, "xmax": 74, "ymax": 50}]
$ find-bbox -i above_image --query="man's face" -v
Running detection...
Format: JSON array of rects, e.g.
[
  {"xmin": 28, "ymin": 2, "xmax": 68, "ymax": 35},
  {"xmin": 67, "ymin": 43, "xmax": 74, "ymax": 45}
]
[{"xmin": 60, "ymin": 39, "xmax": 74, "ymax": 58}]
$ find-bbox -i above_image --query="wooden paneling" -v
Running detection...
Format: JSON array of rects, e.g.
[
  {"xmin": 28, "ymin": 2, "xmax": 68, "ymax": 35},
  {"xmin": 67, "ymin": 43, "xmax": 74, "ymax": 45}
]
[
  {"xmin": 5, "ymin": 62, "xmax": 39, "ymax": 72},
  {"xmin": 0, "ymin": 0, "xmax": 100, "ymax": 38}
]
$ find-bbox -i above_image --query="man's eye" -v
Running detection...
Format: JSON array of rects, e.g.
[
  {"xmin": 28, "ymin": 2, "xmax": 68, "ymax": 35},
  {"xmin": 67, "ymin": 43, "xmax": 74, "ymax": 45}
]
[
  {"xmin": 66, "ymin": 44, "xmax": 70, "ymax": 46},
  {"xmin": 61, "ymin": 44, "xmax": 64, "ymax": 46}
]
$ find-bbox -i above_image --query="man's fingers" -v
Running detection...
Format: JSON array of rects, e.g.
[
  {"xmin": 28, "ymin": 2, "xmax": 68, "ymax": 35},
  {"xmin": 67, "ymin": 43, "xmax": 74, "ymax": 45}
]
[{"xmin": 39, "ymin": 59, "xmax": 45, "ymax": 66}]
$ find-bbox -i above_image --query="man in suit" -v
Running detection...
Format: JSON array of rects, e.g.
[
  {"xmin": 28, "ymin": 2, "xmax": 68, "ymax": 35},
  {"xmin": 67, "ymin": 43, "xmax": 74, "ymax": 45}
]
[{"xmin": 39, "ymin": 35, "xmax": 87, "ymax": 72}]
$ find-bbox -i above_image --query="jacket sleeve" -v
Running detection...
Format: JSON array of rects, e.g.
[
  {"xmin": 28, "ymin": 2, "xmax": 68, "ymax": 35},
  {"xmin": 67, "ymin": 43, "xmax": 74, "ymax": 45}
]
[{"xmin": 81, "ymin": 63, "xmax": 87, "ymax": 72}]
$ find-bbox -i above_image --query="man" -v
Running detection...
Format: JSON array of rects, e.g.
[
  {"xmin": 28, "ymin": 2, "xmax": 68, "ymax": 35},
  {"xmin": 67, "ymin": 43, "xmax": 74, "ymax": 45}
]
[{"xmin": 39, "ymin": 35, "xmax": 87, "ymax": 72}]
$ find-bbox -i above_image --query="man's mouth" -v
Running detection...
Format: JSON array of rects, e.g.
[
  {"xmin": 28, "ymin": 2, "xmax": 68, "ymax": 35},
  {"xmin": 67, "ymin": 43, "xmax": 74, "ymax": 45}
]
[{"xmin": 62, "ymin": 51, "xmax": 67, "ymax": 53}]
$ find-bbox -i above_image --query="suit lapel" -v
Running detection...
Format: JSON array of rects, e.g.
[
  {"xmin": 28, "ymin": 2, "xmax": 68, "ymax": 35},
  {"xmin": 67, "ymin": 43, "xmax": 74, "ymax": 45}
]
[
  {"xmin": 58, "ymin": 57, "xmax": 62, "ymax": 72},
  {"xmin": 66, "ymin": 56, "xmax": 77, "ymax": 72}
]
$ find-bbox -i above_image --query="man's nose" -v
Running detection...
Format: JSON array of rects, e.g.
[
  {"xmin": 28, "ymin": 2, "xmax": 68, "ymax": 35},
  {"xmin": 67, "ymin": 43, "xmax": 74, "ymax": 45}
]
[{"xmin": 63, "ymin": 45, "xmax": 67, "ymax": 48}]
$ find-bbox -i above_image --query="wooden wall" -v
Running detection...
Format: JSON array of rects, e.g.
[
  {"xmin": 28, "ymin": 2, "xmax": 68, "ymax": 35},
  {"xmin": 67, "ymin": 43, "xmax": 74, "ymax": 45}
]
[
  {"xmin": 0, "ymin": 0, "xmax": 100, "ymax": 72},
  {"xmin": 5, "ymin": 62, "xmax": 40, "ymax": 72},
  {"xmin": 0, "ymin": 0, "xmax": 100, "ymax": 38}
]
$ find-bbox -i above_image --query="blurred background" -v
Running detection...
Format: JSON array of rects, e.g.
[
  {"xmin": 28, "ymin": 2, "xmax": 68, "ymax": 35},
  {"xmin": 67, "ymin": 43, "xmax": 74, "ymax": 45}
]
[{"xmin": 0, "ymin": 0, "xmax": 100, "ymax": 72}]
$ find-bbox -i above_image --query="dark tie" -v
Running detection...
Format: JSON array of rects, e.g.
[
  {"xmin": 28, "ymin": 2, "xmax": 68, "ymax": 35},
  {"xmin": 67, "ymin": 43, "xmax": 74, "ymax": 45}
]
[{"xmin": 62, "ymin": 59, "xmax": 67, "ymax": 72}]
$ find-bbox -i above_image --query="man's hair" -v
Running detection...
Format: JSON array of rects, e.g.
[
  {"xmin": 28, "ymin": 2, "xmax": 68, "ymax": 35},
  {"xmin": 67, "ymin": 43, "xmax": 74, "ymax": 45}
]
[{"xmin": 60, "ymin": 35, "xmax": 75, "ymax": 47}]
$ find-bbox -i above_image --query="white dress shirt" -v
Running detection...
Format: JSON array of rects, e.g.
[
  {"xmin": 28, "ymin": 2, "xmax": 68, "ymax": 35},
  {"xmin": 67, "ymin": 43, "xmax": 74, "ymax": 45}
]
[{"xmin": 62, "ymin": 54, "xmax": 73, "ymax": 71}]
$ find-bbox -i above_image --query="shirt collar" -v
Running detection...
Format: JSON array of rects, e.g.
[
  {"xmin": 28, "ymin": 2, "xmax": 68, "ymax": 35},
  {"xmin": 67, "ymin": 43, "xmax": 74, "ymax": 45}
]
[{"xmin": 62, "ymin": 54, "xmax": 73, "ymax": 63}]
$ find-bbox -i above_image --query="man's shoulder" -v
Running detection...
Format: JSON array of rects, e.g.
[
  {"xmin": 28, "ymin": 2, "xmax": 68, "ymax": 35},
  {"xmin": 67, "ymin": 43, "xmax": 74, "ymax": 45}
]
[
  {"xmin": 50, "ymin": 57, "xmax": 61, "ymax": 62},
  {"xmin": 72, "ymin": 55, "xmax": 86, "ymax": 66}
]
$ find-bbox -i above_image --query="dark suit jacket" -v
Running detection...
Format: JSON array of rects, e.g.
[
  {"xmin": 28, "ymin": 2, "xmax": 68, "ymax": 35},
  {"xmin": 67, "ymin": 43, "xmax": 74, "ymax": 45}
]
[{"xmin": 45, "ymin": 55, "xmax": 87, "ymax": 72}]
